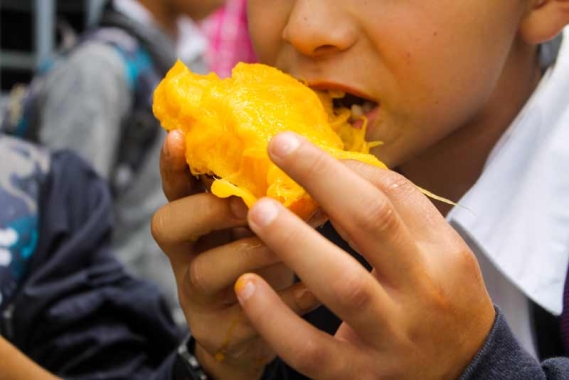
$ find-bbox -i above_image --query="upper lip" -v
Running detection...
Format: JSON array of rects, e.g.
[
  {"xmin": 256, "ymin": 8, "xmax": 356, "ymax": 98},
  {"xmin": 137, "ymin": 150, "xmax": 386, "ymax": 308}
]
[{"xmin": 306, "ymin": 81, "xmax": 377, "ymax": 104}]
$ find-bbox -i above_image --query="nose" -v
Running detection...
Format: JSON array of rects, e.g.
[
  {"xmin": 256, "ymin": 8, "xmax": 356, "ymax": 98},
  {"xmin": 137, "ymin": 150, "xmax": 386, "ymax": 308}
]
[{"xmin": 282, "ymin": 1, "xmax": 357, "ymax": 58}]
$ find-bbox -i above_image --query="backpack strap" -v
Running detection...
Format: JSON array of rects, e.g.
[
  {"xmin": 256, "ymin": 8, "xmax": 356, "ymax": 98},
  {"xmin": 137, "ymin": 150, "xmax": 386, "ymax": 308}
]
[
  {"xmin": 82, "ymin": 25, "xmax": 165, "ymax": 195},
  {"xmin": 98, "ymin": 6, "xmax": 176, "ymax": 76},
  {"xmin": 83, "ymin": 6, "xmax": 177, "ymax": 195}
]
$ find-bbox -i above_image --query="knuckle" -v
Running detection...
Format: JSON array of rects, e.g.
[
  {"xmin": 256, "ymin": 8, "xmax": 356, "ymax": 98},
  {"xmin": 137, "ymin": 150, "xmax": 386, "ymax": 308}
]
[
  {"xmin": 458, "ymin": 247, "xmax": 480, "ymax": 273},
  {"xmin": 150, "ymin": 207, "xmax": 169, "ymax": 247},
  {"xmin": 335, "ymin": 272, "xmax": 373, "ymax": 310},
  {"xmin": 384, "ymin": 173, "xmax": 416, "ymax": 199},
  {"xmin": 290, "ymin": 339, "xmax": 329, "ymax": 375},
  {"xmin": 236, "ymin": 238, "xmax": 270, "ymax": 264},
  {"xmin": 454, "ymin": 246, "xmax": 486, "ymax": 288},
  {"xmin": 355, "ymin": 196, "xmax": 398, "ymax": 234},
  {"xmin": 188, "ymin": 258, "xmax": 209, "ymax": 295},
  {"xmin": 179, "ymin": 269, "xmax": 197, "ymax": 305},
  {"xmin": 290, "ymin": 285, "xmax": 320, "ymax": 314}
]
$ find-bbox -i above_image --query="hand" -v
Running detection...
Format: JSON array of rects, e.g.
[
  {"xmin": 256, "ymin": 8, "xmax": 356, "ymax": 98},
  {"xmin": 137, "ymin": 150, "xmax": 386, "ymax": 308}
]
[
  {"xmin": 235, "ymin": 132, "xmax": 496, "ymax": 379},
  {"xmin": 153, "ymin": 131, "xmax": 320, "ymax": 379}
]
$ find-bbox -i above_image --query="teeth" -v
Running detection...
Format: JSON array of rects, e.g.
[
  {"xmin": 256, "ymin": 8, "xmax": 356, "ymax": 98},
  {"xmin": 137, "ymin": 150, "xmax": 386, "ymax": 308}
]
[
  {"xmin": 350, "ymin": 104, "xmax": 364, "ymax": 121},
  {"xmin": 349, "ymin": 101, "xmax": 377, "ymax": 122},
  {"xmin": 329, "ymin": 90, "xmax": 345, "ymax": 99}
]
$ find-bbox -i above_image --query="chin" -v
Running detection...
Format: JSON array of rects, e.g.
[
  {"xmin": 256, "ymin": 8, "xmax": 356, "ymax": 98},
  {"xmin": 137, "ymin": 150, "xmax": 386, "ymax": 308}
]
[{"xmin": 369, "ymin": 144, "xmax": 414, "ymax": 170}]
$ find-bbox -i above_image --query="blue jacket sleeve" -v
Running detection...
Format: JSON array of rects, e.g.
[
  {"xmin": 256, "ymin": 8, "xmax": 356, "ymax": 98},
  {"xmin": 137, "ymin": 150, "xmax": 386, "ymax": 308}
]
[
  {"xmin": 460, "ymin": 307, "xmax": 569, "ymax": 380},
  {"xmin": 7, "ymin": 150, "xmax": 184, "ymax": 380}
]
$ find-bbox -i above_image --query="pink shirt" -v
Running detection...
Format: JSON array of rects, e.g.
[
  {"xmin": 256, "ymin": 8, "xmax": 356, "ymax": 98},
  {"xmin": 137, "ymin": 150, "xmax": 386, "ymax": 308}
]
[{"xmin": 201, "ymin": 0, "xmax": 257, "ymax": 78}]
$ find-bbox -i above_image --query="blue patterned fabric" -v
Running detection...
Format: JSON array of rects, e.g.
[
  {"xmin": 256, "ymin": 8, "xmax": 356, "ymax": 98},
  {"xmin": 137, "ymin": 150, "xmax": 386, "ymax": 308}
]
[
  {"xmin": 0, "ymin": 135, "xmax": 183, "ymax": 378},
  {"xmin": 0, "ymin": 136, "xmax": 49, "ymax": 312}
]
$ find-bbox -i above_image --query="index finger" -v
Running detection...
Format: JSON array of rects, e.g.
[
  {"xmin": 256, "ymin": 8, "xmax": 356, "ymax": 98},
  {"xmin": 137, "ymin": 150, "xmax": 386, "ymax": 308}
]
[
  {"xmin": 267, "ymin": 132, "xmax": 425, "ymax": 285},
  {"xmin": 160, "ymin": 130, "xmax": 198, "ymax": 201}
]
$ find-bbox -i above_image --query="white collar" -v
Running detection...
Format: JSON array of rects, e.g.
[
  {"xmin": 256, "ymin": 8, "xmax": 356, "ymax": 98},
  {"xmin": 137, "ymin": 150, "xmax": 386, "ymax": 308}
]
[
  {"xmin": 447, "ymin": 28, "xmax": 569, "ymax": 316},
  {"xmin": 113, "ymin": 0, "xmax": 207, "ymax": 64}
]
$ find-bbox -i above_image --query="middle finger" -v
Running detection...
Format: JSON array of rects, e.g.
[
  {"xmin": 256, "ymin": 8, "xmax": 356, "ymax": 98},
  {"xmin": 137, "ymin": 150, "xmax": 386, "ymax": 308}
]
[{"xmin": 188, "ymin": 237, "xmax": 283, "ymax": 300}]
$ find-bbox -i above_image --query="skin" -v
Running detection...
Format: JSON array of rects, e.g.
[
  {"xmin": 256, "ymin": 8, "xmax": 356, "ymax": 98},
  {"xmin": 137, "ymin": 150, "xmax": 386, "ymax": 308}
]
[
  {"xmin": 154, "ymin": 0, "xmax": 569, "ymax": 378},
  {"xmin": 0, "ymin": 337, "xmax": 60, "ymax": 380},
  {"xmin": 154, "ymin": 131, "xmax": 321, "ymax": 379},
  {"xmin": 137, "ymin": 0, "xmax": 226, "ymax": 36},
  {"xmin": 247, "ymin": 0, "xmax": 542, "ymax": 212}
]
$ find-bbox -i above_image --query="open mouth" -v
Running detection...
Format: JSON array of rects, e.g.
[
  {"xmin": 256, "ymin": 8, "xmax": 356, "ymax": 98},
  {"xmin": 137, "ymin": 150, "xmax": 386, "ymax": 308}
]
[
  {"xmin": 308, "ymin": 85, "xmax": 383, "ymax": 151},
  {"xmin": 328, "ymin": 90, "xmax": 378, "ymax": 124}
]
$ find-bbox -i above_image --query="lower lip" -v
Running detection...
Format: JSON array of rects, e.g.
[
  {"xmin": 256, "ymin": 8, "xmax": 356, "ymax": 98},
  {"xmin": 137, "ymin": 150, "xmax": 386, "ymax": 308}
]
[{"xmin": 350, "ymin": 106, "xmax": 380, "ymax": 130}]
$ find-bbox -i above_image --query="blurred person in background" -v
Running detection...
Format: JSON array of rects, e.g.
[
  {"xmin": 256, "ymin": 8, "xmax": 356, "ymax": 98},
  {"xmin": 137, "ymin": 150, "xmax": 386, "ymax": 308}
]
[
  {"xmin": 0, "ymin": 132, "xmax": 193, "ymax": 379},
  {"xmin": 1, "ymin": 0, "xmax": 225, "ymax": 318},
  {"xmin": 201, "ymin": 0, "xmax": 257, "ymax": 78}
]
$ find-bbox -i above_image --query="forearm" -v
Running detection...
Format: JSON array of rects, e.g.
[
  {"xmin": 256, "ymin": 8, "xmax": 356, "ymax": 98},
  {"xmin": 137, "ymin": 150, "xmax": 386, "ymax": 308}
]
[{"xmin": 0, "ymin": 337, "xmax": 60, "ymax": 380}]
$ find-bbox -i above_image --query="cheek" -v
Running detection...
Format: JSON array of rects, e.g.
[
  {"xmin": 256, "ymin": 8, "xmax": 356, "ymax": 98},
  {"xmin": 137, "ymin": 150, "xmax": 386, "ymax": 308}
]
[
  {"xmin": 247, "ymin": 1, "xmax": 290, "ymax": 65},
  {"xmin": 377, "ymin": 14, "xmax": 518, "ymax": 132}
]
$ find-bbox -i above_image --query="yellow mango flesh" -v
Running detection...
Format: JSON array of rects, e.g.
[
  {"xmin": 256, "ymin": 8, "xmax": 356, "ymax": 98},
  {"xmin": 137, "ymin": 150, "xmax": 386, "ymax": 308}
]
[{"xmin": 153, "ymin": 60, "xmax": 386, "ymax": 219}]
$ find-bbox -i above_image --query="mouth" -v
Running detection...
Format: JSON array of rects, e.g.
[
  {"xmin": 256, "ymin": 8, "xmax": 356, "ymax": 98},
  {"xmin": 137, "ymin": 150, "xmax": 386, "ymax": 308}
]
[
  {"xmin": 331, "ymin": 92, "xmax": 378, "ymax": 124},
  {"xmin": 309, "ymin": 84, "xmax": 379, "ymax": 126},
  {"xmin": 306, "ymin": 82, "xmax": 383, "ymax": 153}
]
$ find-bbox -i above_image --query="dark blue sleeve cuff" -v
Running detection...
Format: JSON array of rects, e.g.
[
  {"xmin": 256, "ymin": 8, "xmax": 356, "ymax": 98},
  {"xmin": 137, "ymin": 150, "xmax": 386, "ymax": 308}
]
[{"xmin": 460, "ymin": 306, "xmax": 569, "ymax": 380}]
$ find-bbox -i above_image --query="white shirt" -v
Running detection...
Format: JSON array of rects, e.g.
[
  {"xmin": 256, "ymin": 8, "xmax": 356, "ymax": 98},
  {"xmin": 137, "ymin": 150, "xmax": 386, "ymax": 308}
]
[{"xmin": 447, "ymin": 29, "xmax": 569, "ymax": 358}]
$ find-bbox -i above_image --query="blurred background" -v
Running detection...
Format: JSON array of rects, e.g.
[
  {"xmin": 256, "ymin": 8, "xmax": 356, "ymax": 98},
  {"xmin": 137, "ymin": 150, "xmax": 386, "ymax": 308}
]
[
  {"xmin": 1, "ymin": 0, "xmax": 107, "ymax": 94},
  {"xmin": 0, "ymin": 0, "xmax": 256, "ymax": 98}
]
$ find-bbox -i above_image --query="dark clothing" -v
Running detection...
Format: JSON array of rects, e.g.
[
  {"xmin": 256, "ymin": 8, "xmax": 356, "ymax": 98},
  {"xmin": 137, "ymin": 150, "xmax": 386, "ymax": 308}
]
[
  {"xmin": 461, "ymin": 309, "xmax": 569, "ymax": 380},
  {"xmin": 0, "ymin": 136, "xmax": 183, "ymax": 379}
]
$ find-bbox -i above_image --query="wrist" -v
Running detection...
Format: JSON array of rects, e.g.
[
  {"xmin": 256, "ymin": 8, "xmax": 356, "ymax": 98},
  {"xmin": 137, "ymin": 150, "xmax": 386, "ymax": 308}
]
[{"xmin": 175, "ymin": 334, "xmax": 210, "ymax": 380}]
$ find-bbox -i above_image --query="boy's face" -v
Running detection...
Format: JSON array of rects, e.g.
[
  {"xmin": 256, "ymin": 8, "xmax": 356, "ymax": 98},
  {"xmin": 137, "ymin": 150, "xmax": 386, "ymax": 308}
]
[{"xmin": 248, "ymin": 0, "xmax": 531, "ymax": 167}]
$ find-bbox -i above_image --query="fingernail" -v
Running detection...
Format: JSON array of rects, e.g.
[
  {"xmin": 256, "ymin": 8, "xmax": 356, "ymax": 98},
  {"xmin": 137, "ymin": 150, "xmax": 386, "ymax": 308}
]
[
  {"xmin": 166, "ymin": 130, "xmax": 184, "ymax": 157},
  {"xmin": 170, "ymin": 129, "xmax": 184, "ymax": 142},
  {"xmin": 250, "ymin": 198, "xmax": 279, "ymax": 227},
  {"xmin": 235, "ymin": 276, "xmax": 256, "ymax": 302},
  {"xmin": 230, "ymin": 197, "xmax": 248, "ymax": 220},
  {"xmin": 271, "ymin": 132, "xmax": 300, "ymax": 158}
]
